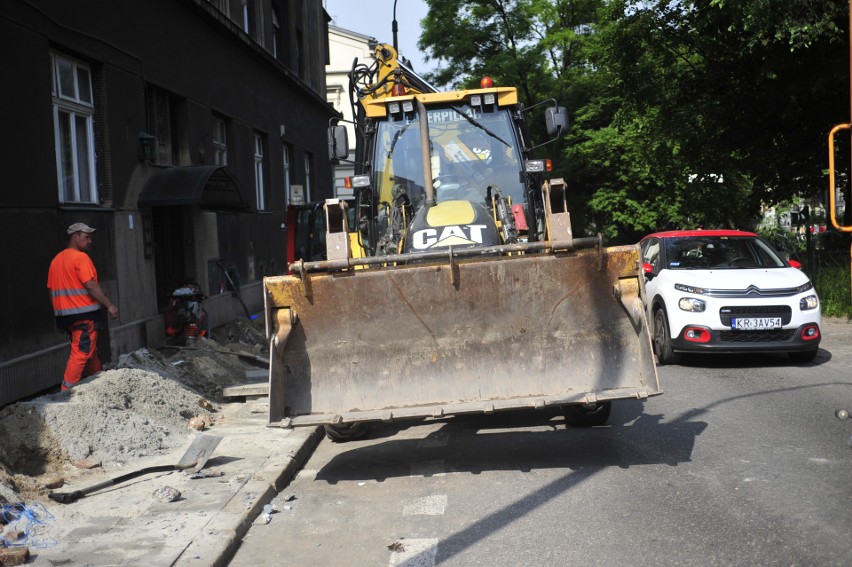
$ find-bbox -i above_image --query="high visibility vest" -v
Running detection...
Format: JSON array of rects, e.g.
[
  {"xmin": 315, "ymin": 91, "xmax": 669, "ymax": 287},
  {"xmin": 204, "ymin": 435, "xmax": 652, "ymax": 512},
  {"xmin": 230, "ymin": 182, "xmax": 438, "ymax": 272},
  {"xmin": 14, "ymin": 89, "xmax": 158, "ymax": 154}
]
[{"xmin": 47, "ymin": 249, "xmax": 100, "ymax": 318}]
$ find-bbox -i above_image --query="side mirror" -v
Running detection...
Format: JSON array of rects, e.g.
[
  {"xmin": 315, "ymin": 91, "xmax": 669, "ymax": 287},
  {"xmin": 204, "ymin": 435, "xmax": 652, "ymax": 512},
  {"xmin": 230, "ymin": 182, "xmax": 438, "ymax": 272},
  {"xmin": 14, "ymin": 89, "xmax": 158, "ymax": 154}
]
[
  {"xmin": 327, "ymin": 125, "xmax": 349, "ymax": 161},
  {"xmin": 788, "ymin": 259, "xmax": 802, "ymax": 269},
  {"xmin": 642, "ymin": 262, "xmax": 655, "ymax": 279},
  {"xmin": 545, "ymin": 106, "xmax": 569, "ymax": 138}
]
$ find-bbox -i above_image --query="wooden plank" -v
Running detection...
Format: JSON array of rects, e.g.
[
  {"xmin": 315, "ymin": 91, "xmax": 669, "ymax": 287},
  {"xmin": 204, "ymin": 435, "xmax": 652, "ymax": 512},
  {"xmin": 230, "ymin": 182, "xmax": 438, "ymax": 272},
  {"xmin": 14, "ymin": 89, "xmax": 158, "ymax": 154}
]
[{"xmin": 222, "ymin": 383, "xmax": 269, "ymax": 398}]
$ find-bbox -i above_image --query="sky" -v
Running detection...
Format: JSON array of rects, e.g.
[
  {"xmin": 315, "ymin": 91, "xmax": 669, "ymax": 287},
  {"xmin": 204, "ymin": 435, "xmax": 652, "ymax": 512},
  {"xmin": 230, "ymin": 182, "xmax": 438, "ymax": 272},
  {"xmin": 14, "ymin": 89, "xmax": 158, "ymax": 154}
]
[{"xmin": 323, "ymin": 0, "xmax": 435, "ymax": 74}]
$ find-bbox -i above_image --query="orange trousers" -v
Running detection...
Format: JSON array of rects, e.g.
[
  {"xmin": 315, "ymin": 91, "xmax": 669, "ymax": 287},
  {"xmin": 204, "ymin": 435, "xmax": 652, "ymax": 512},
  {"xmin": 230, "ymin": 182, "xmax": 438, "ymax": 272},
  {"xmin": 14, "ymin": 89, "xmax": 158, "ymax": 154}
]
[{"xmin": 62, "ymin": 319, "xmax": 102, "ymax": 390}]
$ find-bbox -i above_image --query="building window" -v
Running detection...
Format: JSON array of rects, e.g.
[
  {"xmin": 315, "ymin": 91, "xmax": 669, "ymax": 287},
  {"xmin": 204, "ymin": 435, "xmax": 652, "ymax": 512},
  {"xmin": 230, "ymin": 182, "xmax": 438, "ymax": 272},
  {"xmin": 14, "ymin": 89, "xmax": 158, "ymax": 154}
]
[
  {"xmin": 304, "ymin": 153, "xmax": 312, "ymax": 202},
  {"xmin": 283, "ymin": 145, "xmax": 291, "ymax": 206},
  {"xmin": 296, "ymin": 30, "xmax": 305, "ymax": 79},
  {"xmin": 242, "ymin": 0, "xmax": 250, "ymax": 33},
  {"xmin": 146, "ymin": 85, "xmax": 186, "ymax": 165},
  {"xmin": 51, "ymin": 52, "xmax": 97, "ymax": 204},
  {"xmin": 271, "ymin": 5, "xmax": 281, "ymax": 59},
  {"xmin": 242, "ymin": 0, "xmax": 261, "ymax": 40},
  {"xmin": 212, "ymin": 116, "xmax": 227, "ymax": 166},
  {"xmin": 254, "ymin": 133, "xmax": 266, "ymax": 210}
]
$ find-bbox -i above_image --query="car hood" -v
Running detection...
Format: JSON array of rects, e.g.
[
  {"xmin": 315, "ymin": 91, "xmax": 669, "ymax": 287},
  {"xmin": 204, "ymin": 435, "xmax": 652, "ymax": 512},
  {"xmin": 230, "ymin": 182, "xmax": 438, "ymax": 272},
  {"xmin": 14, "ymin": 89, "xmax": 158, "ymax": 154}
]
[{"xmin": 664, "ymin": 267, "xmax": 812, "ymax": 290}]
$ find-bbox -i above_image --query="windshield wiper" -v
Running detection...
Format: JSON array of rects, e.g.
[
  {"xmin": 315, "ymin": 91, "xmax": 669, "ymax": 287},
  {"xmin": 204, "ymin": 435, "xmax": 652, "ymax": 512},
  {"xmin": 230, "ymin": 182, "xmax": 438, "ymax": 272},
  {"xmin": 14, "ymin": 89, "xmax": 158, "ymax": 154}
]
[
  {"xmin": 449, "ymin": 105, "xmax": 511, "ymax": 148},
  {"xmin": 387, "ymin": 123, "xmax": 414, "ymax": 159}
]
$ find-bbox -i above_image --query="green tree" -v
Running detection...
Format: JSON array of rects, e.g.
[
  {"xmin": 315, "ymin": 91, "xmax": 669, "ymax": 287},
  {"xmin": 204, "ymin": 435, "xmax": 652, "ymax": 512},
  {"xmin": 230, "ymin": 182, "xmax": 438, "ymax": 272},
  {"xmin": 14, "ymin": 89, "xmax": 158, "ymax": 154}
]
[
  {"xmin": 420, "ymin": 0, "xmax": 851, "ymax": 242},
  {"xmin": 603, "ymin": 1, "xmax": 847, "ymax": 229}
]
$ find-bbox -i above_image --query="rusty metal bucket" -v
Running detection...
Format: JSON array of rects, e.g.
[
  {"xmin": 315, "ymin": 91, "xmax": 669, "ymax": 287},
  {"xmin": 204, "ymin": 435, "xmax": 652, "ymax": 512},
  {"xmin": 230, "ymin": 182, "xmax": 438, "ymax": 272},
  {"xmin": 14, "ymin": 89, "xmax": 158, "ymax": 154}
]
[{"xmin": 264, "ymin": 244, "xmax": 660, "ymax": 427}]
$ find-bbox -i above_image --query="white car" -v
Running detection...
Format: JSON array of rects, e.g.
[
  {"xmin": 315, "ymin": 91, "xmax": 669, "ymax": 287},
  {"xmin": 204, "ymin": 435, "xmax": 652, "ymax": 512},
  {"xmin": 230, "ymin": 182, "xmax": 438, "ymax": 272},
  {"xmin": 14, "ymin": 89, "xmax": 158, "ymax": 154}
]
[{"xmin": 640, "ymin": 230, "xmax": 821, "ymax": 364}]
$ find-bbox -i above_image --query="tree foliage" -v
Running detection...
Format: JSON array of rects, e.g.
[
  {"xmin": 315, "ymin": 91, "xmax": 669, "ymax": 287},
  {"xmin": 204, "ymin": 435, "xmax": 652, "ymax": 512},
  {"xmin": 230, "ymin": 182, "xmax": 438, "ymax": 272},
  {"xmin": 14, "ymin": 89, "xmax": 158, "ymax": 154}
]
[{"xmin": 419, "ymin": 0, "xmax": 850, "ymax": 242}]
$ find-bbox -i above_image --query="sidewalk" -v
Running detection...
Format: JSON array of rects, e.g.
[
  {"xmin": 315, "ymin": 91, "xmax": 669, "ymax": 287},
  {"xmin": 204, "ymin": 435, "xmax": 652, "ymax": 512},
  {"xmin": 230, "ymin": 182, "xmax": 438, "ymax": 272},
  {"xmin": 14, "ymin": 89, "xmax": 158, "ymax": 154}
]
[{"xmin": 18, "ymin": 399, "xmax": 321, "ymax": 567}]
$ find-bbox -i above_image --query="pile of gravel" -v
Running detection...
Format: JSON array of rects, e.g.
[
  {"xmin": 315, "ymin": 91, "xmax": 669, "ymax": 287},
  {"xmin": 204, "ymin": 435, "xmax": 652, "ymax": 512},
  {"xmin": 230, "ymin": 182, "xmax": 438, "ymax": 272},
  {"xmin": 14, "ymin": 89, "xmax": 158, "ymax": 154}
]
[
  {"xmin": 0, "ymin": 368, "xmax": 212, "ymax": 475},
  {"xmin": 0, "ymin": 318, "xmax": 268, "ymax": 501}
]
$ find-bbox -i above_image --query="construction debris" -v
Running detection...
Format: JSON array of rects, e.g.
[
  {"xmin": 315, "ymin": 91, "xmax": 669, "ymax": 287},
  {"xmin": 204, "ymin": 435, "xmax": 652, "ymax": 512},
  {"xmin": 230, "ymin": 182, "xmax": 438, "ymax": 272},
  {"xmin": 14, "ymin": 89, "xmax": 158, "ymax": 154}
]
[
  {"xmin": 0, "ymin": 546, "xmax": 29, "ymax": 565},
  {"xmin": 152, "ymin": 486, "xmax": 181, "ymax": 503},
  {"xmin": 71, "ymin": 459, "xmax": 100, "ymax": 470},
  {"xmin": 188, "ymin": 415, "xmax": 213, "ymax": 431}
]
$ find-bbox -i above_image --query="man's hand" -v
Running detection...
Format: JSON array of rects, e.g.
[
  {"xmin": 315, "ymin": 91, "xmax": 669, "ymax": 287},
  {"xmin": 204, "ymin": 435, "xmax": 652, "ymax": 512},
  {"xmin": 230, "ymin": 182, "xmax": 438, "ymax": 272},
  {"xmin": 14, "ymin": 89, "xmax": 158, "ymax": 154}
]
[{"xmin": 83, "ymin": 279, "xmax": 119, "ymax": 319}]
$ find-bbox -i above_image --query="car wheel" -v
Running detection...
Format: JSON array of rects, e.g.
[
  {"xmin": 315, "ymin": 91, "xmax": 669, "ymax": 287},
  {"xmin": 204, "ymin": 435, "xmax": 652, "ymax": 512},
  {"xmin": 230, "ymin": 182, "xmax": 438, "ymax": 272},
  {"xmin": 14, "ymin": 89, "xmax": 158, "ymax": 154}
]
[
  {"xmin": 323, "ymin": 422, "xmax": 369, "ymax": 442},
  {"xmin": 564, "ymin": 402, "xmax": 612, "ymax": 427},
  {"xmin": 653, "ymin": 308, "xmax": 681, "ymax": 365},
  {"xmin": 788, "ymin": 349, "xmax": 818, "ymax": 363}
]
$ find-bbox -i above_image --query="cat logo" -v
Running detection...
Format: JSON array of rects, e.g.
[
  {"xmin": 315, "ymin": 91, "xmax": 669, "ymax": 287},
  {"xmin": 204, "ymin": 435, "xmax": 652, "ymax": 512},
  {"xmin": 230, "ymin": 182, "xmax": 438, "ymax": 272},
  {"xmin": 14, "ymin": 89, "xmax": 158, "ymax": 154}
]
[{"xmin": 412, "ymin": 224, "xmax": 487, "ymax": 250}]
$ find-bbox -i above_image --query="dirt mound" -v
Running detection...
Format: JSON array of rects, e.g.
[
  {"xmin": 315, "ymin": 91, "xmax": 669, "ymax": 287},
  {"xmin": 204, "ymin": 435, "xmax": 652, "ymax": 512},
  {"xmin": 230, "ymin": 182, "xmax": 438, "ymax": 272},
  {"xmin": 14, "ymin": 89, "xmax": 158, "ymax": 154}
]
[
  {"xmin": 0, "ymin": 369, "xmax": 212, "ymax": 500},
  {"xmin": 214, "ymin": 317, "xmax": 267, "ymax": 353},
  {"xmin": 0, "ymin": 318, "xmax": 267, "ymax": 503},
  {"xmin": 150, "ymin": 337, "xmax": 267, "ymax": 401}
]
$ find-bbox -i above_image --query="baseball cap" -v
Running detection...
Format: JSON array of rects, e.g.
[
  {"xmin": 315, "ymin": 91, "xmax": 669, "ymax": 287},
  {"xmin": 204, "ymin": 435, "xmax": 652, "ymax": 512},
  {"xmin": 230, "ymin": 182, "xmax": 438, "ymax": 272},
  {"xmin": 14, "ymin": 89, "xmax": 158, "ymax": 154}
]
[{"xmin": 67, "ymin": 222, "xmax": 96, "ymax": 235}]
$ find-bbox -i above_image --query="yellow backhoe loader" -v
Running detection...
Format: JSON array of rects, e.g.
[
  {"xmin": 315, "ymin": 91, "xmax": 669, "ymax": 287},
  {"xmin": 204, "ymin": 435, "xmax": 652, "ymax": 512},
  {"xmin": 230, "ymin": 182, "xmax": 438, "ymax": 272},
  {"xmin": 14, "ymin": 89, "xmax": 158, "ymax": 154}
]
[{"xmin": 264, "ymin": 43, "xmax": 661, "ymax": 440}]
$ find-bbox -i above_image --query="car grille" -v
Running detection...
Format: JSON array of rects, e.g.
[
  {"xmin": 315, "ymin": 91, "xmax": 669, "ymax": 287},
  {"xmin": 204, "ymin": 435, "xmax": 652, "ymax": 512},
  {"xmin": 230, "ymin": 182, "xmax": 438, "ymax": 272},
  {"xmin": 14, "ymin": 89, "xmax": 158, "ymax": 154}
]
[
  {"xmin": 720, "ymin": 330, "xmax": 796, "ymax": 342},
  {"xmin": 705, "ymin": 285, "xmax": 804, "ymax": 298},
  {"xmin": 719, "ymin": 305, "xmax": 792, "ymax": 326}
]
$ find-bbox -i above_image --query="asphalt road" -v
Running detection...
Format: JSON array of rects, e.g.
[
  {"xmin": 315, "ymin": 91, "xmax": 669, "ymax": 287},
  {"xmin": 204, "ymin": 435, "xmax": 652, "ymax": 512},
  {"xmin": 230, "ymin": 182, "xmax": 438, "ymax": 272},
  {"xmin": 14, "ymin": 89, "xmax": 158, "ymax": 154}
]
[{"xmin": 230, "ymin": 320, "xmax": 852, "ymax": 566}]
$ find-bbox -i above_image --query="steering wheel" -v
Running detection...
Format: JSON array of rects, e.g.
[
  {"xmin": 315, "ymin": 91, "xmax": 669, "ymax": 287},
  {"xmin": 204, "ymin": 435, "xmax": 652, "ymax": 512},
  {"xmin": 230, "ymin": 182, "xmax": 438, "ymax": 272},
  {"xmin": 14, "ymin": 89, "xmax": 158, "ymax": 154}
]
[
  {"xmin": 729, "ymin": 256, "xmax": 750, "ymax": 267},
  {"xmin": 433, "ymin": 175, "xmax": 470, "ymax": 201}
]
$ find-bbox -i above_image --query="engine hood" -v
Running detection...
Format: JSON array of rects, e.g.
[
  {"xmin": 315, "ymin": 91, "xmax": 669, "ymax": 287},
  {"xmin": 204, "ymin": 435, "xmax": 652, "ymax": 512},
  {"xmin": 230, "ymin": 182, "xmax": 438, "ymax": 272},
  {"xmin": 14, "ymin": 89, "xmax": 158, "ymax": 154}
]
[{"xmin": 404, "ymin": 200, "xmax": 500, "ymax": 252}]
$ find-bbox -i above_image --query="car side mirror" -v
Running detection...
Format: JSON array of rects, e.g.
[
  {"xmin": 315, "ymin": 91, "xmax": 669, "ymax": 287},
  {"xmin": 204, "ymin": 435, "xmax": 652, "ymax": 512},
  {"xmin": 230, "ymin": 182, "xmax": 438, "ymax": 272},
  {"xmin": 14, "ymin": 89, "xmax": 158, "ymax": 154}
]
[
  {"xmin": 788, "ymin": 259, "xmax": 802, "ymax": 269},
  {"xmin": 642, "ymin": 262, "xmax": 655, "ymax": 279},
  {"xmin": 328, "ymin": 125, "xmax": 349, "ymax": 162},
  {"xmin": 545, "ymin": 106, "xmax": 569, "ymax": 138}
]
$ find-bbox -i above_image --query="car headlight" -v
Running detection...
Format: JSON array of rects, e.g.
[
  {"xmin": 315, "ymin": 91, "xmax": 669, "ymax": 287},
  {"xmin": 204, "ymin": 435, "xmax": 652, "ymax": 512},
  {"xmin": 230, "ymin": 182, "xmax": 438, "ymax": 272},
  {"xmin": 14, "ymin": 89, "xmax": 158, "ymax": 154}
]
[
  {"xmin": 675, "ymin": 283, "xmax": 708, "ymax": 295},
  {"xmin": 796, "ymin": 281, "xmax": 814, "ymax": 293},
  {"xmin": 679, "ymin": 297, "xmax": 706, "ymax": 312},
  {"xmin": 800, "ymin": 295, "xmax": 819, "ymax": 310}
]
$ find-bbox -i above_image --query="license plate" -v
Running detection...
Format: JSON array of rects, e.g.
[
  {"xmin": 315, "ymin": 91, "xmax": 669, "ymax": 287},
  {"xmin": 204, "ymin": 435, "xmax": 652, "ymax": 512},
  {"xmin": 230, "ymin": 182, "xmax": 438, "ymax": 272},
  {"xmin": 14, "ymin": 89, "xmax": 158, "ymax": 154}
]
[{"xmin": 731, "ymin": 317, "xmax": 781, "ymax": 330}]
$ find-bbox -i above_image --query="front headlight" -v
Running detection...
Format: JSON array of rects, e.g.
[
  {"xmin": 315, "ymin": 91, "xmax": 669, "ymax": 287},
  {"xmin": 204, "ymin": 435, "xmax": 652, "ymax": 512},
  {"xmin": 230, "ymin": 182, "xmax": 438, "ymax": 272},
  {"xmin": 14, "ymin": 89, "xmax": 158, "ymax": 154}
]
[
  {"xmin": 675, "ymin": 283, "xmax": 708, "ymax": 295},
  {"xmin": 796, "ymin": 281, "xmax": 814, "ymax": 293},
  {"xmin": 800, "ymin": 295, "xmax": 819, "ymax": 310},
  {"xmin": 679, "ymin": 297, "xmax": 706, "ymax": 312}
]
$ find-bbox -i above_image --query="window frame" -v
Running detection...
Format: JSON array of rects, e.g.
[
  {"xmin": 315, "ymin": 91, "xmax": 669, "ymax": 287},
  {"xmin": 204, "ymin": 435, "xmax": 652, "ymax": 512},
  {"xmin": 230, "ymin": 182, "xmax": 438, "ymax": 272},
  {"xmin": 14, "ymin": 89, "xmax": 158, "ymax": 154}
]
[
  {"xmin": 271, "ymin": 5, "xmax": 281, "ymax": 59},
  {"xmin": 51, "ymin": 51, "xmax": 98, "ymax": 204},
  {"xmin": 304, "ymin": 152, "xmax": 312, "ymax": 202},
  {"xmin": 254, "ymin": 133, "xmax": 266, "ymax": 210},
  {"xmin": 283, "ymin": 144, "xmax": 291, "ymax": 207},
  {"xmin": 212, "ymin": 115, "xmax": 228, "ymax": 166}
]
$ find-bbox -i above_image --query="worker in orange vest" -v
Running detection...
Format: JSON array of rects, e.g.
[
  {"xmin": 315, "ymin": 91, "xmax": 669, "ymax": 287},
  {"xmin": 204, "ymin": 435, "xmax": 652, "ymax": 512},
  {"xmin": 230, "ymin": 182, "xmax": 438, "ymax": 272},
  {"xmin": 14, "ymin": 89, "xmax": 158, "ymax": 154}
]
[{"xmin": 47, "ymin": 223, "xmax": 119, "ymax": 390}]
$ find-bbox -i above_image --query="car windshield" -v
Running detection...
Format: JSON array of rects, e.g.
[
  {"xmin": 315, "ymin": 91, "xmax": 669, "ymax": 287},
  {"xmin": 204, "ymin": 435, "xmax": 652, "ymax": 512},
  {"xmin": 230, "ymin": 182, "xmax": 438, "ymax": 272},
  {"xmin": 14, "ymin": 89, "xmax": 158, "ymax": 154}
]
[{"xmin": 663, "ymin": 236, "xmax": 786, "ymax": 269}]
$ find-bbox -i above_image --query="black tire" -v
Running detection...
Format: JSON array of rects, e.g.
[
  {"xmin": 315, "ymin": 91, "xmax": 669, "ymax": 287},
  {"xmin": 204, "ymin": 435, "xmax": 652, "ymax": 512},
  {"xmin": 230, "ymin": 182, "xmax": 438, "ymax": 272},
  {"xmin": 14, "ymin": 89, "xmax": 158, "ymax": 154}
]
[
  {"xmin": 789, "ymin": 349, "xmax": 818, "ymax": 363},
  {"xmin": 653, "ymin": 307, "xmax": 681, "ymax": 365},
  {"xmin": 323, "ymin": 422, "xmax": 369, "ymax": 442},
  {"xmin": 564, "ymin": 401, "xmax": 612, "ymax": 427}
]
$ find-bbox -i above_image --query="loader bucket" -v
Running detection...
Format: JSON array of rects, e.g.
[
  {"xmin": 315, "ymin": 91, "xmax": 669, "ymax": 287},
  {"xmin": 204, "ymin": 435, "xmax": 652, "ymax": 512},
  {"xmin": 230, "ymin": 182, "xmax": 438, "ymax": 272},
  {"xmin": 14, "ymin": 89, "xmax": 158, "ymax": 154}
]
[{"xmin": 264, "ymin": 244, "xmax": 660, "ymax": 427}]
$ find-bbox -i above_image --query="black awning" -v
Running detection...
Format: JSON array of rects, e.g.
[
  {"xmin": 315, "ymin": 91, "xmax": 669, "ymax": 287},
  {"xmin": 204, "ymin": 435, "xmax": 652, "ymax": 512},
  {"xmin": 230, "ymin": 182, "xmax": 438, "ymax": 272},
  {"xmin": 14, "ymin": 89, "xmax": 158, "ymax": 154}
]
[{"xmin": 138, "ymin": 166, "xmax": 248, "ymax": 208}]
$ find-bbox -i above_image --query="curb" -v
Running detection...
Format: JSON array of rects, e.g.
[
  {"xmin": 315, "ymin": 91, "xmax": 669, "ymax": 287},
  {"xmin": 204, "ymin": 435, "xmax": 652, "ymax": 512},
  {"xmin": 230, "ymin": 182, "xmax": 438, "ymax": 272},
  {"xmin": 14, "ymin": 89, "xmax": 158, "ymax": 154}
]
[{"xmin": 174, "ymin": 426, "xmax": 324, "ymax": 567}]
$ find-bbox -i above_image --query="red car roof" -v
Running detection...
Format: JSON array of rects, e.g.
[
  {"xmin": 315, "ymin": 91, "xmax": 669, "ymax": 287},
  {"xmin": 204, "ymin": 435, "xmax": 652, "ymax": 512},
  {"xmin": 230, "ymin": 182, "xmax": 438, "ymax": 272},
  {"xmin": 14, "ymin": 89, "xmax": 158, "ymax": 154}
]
[{"xmin": 640, "ymin": 229, "xmax": 757, "ymax": 241}]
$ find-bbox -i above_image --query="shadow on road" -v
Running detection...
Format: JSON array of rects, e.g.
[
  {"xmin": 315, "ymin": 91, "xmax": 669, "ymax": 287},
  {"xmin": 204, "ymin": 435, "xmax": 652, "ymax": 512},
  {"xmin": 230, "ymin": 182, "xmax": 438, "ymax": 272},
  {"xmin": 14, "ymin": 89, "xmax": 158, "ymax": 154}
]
[
  {"xmin": 315, "ymin": 400, "xmax": 705, "ymax": 484},
  {"xmin": 676, "ymin": 347, "xmax": 831, "ymax": 368},
  {"xmin": 311, "ymin": 400, "xmax": 705, "ymax": 565}
]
